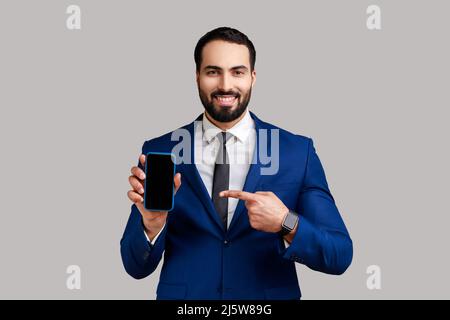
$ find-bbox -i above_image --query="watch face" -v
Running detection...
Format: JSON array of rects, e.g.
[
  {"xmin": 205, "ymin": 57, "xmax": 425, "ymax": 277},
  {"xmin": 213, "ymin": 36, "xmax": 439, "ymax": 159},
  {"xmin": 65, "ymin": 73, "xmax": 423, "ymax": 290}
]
[{"xmin": 284, "ymin": 212, "xmax": 298, "ymax": 229}]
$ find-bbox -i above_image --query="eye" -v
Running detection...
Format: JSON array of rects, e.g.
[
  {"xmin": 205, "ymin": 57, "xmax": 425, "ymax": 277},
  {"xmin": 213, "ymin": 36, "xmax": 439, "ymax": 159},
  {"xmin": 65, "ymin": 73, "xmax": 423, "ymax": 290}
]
[
  {"xmin": 234, "ymin": 70, "xmax": 244, "ymax": 75},
  {"xmin": 206, "ymin": 70, "xmax": 217, "ymax": 75}
]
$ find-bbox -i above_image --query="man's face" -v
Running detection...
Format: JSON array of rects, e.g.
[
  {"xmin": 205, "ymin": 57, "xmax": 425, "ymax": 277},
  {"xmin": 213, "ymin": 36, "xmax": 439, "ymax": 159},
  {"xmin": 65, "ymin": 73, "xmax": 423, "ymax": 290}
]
[{"xmin": 197, "ymin": 40, "xmax": 256, "ymax": 123}]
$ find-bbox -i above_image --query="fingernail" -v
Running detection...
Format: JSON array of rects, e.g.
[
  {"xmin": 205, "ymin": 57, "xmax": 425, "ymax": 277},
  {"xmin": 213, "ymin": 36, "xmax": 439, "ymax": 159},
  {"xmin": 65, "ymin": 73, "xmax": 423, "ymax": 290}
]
[
  {"xmin": 219, "ymin": 192, "xmax": 224, "ymax": 197},
  {"xmin": 140, "ymin": 188, "xmax": 144, "ymax": 194},
  {"xmin": 141, "ymin": 174, "xmax": 146, "ymax": 179}
]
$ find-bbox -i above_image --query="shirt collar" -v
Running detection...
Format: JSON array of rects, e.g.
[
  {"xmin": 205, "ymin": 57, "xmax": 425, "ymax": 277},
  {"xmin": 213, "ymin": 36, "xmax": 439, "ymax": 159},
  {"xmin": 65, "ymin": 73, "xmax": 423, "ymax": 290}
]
[{"xmin": 202, "ymin": 108, "xmax": 255, "ymax": 144}]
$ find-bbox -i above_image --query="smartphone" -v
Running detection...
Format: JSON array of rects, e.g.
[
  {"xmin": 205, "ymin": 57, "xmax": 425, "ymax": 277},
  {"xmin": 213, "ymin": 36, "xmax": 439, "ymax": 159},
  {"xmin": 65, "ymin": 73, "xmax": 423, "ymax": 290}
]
[{"xmin": 144, "ymin": 152, "xmax": 176, "ymax": 212}]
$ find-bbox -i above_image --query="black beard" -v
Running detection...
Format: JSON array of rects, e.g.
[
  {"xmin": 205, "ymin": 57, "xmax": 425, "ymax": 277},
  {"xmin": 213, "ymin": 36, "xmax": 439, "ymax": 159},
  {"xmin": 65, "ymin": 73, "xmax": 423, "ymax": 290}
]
[{"xmin": 198, "ymin": 87, "xmax": 252, "ymax": 123}]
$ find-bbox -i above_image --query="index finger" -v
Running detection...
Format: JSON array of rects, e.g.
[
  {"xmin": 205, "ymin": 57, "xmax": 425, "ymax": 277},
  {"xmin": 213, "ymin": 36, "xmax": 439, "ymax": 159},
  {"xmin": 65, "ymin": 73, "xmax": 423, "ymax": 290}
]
[{"xmin": 219, "ymin": 190, "xmax": 259, "ymax": 201}]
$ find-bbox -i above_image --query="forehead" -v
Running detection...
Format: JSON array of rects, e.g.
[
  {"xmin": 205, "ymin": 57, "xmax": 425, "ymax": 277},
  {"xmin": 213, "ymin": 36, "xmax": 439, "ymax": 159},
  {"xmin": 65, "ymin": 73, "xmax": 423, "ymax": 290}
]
[{"xmin": 201, "ymin": 40, "xmax": 251, "ymax": 69}]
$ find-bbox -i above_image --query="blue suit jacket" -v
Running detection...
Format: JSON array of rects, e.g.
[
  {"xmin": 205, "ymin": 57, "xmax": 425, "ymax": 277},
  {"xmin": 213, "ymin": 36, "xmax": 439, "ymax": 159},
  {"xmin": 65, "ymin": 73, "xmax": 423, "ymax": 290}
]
[{"xmin": 120, "ymin": 112, "xmax": 353, "ymax": 300}]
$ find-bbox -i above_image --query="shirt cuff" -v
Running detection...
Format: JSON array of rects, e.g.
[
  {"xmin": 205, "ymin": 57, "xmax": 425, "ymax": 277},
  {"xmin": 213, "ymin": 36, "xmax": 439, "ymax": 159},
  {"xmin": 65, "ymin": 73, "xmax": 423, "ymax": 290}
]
[
  {"xmin": 143, "ymin": 222, "xmax": 166, "ymax": 246},
  {"xmin": 284, "ymin": 239, "xmax": 290, "ymax": 248}
]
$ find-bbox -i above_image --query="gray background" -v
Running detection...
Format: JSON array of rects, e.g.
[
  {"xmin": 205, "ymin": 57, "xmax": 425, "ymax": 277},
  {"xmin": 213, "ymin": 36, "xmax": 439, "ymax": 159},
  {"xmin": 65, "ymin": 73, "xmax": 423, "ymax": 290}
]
[{"xmin": 1, "ymin": 0, "xmax": 449, "ymax": 299}]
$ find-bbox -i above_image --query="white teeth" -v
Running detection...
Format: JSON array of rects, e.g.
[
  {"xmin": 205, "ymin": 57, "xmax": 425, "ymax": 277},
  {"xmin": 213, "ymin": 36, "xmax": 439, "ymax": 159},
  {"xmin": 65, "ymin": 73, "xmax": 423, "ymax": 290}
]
[{"xmin": 216, "ymin": 96, "xmax": 236, "ymax": 102}]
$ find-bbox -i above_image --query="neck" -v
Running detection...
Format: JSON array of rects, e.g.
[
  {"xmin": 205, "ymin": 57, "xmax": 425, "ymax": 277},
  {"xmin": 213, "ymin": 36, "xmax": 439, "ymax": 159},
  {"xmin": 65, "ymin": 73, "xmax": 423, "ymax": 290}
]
[{"xmin": 205, "ymin": 109, "xmax": 247, "ymax": 131}]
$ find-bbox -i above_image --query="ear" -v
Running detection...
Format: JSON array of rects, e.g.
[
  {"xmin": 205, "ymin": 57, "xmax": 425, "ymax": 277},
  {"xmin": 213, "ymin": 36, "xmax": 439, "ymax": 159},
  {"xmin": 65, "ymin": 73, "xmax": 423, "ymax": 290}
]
[
  {"xmin": 251, "ymin": 69, "xmax": 256, "ymax": 87},
  {"xmin": 196, "ymin": 70, "xmax": 200, "ymax": 85}
]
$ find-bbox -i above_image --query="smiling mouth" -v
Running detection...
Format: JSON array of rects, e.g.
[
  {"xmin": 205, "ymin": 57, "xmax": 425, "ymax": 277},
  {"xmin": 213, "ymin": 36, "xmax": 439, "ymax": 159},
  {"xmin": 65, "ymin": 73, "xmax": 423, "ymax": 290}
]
[{"xmin": 213, "ymin": 95, "xmax": 238, "ymax": 107}]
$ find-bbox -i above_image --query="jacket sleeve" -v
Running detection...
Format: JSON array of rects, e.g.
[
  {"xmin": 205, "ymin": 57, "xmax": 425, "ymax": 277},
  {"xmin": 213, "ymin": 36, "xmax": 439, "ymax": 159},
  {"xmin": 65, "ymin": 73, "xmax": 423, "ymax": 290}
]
[
  {"xmin": 120, "ymin": 142, "xmax": 167, "ymax": 279},
  {"xmin": 279, "ymin": 138, "xmax": 353, "ymax": 275}
]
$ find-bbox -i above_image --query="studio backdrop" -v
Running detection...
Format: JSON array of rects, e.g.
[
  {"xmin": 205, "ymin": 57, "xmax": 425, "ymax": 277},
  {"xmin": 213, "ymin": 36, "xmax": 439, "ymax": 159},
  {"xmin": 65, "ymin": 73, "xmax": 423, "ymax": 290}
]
[{"xmin": 0, "ymin": 0, "xmax": 449, "ymax": 299}]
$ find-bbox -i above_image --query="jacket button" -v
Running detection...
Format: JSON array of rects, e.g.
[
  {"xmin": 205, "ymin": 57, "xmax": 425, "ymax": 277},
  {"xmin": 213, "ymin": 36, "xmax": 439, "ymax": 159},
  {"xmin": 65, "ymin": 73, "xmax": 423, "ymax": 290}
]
[{"xmin": 224, "ymin": 240, "xmax": 229, "ymax": 245}]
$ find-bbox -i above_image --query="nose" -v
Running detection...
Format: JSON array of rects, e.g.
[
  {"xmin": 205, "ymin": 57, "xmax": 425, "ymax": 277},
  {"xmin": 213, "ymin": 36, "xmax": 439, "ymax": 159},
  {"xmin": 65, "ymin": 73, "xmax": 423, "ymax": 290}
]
[{"xmin": 218, "ymin": 73, "xmax": 233, "ymax": 92}]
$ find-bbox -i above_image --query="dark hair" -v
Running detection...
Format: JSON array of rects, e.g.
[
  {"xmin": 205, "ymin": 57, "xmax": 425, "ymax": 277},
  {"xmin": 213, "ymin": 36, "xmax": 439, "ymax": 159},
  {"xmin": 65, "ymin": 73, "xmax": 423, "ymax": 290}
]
[{"xmin": 194, "ymin": 27, "xmax": 256, "ymax": 72}]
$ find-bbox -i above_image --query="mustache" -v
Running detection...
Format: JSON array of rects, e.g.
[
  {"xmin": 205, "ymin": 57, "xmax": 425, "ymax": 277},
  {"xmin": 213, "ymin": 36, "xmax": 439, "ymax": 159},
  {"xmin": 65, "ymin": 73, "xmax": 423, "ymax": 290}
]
[{"xmin": 211, "ymin": 90, "xmax": 240, "ymax": 98}]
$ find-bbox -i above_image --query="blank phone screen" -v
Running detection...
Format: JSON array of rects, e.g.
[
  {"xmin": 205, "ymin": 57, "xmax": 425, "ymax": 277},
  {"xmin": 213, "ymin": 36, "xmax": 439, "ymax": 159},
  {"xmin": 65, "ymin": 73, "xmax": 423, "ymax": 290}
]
[{"xmin": 144, "ymin": 153, "xmax": 175, "ymax": 211}]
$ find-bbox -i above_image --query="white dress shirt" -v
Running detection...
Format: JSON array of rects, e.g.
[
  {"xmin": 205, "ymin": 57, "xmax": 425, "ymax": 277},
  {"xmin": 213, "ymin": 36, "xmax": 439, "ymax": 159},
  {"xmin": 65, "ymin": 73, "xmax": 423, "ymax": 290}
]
[
  {"xmin": 144, "ymin": 109, "xmax": 255, "ymax": 245},
  {"xmin": 195, "ymin": 108, "xmax": 256, "ymax": 227}
]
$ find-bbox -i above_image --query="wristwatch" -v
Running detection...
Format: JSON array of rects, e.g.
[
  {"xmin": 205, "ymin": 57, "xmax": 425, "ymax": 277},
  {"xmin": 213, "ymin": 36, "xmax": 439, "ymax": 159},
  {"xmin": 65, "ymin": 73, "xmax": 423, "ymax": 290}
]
[{"xmin": 278, "ymin": 210, "xmax": 299, "ymax": 236}]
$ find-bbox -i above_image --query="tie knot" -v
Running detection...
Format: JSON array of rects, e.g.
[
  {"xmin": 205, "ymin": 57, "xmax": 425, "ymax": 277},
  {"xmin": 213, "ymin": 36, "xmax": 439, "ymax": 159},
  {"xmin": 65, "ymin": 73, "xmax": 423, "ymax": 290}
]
[
  {"xmin": 215, "ymin": 131, "xmax": 231, "ymax": 165},
  {"xmin": 218, "ymin": 131, "xmax": 232, "ymax": 146}
]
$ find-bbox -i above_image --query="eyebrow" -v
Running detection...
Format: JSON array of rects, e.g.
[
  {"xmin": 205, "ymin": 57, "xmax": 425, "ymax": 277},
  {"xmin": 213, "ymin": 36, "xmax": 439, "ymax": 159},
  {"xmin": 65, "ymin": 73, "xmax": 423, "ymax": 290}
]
[{"xmin": 204, "ymin": 65, "xmax": 249, "ymax": 71}]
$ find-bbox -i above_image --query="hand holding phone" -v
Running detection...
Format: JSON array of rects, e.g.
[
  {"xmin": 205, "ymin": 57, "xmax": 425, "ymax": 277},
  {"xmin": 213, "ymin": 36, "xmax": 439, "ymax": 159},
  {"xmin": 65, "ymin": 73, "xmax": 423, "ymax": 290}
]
[{"xmin": 127, "ymin": 153, "xmax": 181, "ymax": 240}]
